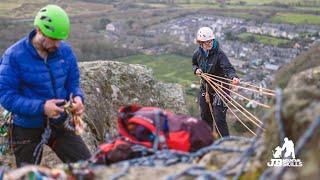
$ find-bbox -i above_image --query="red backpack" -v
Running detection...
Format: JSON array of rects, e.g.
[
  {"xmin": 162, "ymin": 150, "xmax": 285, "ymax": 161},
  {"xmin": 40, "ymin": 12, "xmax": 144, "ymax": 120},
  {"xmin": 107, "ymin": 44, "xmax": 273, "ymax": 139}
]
[{"xmin": 93, "ymin": 105, "xmax": 214, "ymax": 164}]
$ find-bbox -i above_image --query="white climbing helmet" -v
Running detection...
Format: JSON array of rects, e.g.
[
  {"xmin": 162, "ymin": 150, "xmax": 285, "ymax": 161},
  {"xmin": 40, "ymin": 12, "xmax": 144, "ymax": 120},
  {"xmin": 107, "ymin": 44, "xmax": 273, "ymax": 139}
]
[{"xmin": 196, "ymin": 27, "xmax": 215, "ymax": 42}]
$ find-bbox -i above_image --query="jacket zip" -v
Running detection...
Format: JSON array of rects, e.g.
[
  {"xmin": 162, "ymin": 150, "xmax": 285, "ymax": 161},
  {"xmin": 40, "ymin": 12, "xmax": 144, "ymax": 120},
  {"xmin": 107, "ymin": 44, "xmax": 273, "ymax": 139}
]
[{"xmin": 44, "ymin": 58, "xmax": 57, "ymax": 98}]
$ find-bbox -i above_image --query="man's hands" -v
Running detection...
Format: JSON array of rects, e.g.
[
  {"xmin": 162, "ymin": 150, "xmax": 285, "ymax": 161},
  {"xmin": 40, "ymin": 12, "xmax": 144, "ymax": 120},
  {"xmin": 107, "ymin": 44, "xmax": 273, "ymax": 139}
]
[
  {"xmin": 71, "ymin": 96, "xmax": 84, "ymax": 116},
  {"xmin": 44, "ymin": 96, "xmax": 84, "ymax": 118},
  {"xmin": 44, "ymin": 99, "xmax": 65, "ymax": 118},
  {"xmin": 195, "ymin": 69, "xmax": 203, "ymax": 76}
]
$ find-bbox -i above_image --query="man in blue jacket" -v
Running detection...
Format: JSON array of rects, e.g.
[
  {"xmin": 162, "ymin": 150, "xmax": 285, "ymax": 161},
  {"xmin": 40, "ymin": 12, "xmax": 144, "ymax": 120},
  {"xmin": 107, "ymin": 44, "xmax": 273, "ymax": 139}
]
[{"xmin": 0, "ymin": 5, "xmax": 91, "ymax": 167}]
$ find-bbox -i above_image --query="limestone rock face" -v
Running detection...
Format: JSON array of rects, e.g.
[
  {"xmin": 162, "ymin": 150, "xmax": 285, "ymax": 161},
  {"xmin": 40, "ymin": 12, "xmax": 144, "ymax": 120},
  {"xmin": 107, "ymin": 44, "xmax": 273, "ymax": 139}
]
[
  {"xmin": 262, "ymin": 67, "xmax": 320, "ymax": 179},
  {"xmin": 286, "ymin": 65, "xmax": 320, "ymax": 89}
]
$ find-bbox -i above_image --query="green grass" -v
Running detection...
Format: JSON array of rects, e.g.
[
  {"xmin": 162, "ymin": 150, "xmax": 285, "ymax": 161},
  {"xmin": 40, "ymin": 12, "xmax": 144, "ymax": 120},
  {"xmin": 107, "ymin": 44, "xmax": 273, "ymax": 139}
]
[
  {"xmin": 116, "ymin": 54, "xmax": 197, "ymax": 86},
  {"xmin": 216, "ymin": 12, "xmax": 258, "ymax": 20},
  {"xmin": 135, "ymin": 3, "xmax": 169, "ymax": 8},
  {"xmin": 238, "ymin": 32, "xmax": 292, "ymax": 46},
  {"xmin": 179, "ymin": 3, "xmax": 219, "ymax": 9},
  {"xmin": 270, "ymin": 12, "xmax": 320, "ymax": 25}
]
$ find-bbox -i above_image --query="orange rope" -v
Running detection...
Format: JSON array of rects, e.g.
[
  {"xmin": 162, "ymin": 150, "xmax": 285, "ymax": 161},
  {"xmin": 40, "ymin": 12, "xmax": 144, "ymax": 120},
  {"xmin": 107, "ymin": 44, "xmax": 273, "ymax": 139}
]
[
  {"xmin": 205, "ymin": 83, "xmax": 222, "ymax": 138},
  {"xmin": 204, "ymin": 75, "xmax": 265, "ymax": 128},
  {"xmin": 202, "ymin": 74, "xmax": 271, "ymax": 109},
  {"xmin": 204, "ymin": 77, "xmax": 257, "ymax": 136},
  {"xmin": 204, "ymin": 73, "xmax": 275, "ymax": 93},
  {"xmin": 202, "ymin": 74, "xmax": 264, "ymax": 128},
  {"xmin": 203, "ymin": 73, "xmax": 275, "ymax": 97}
]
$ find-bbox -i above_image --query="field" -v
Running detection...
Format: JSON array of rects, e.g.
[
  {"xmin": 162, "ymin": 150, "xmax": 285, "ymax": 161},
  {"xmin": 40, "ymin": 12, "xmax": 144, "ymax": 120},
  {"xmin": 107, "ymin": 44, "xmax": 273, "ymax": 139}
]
[
  {"xmin": 270, "ymin": 12, "xmax": 320, "ymax": 25},
  {"xmin": 0, "ymin": 0, "xmax": 114, "ymax": 18},
  {"xmin": 116, "ymin": 54, "xmax": 197, "ymax": 86},
  {"xmin": 237, "ymin": 32, "xmax": 292, "ymax": 46}
]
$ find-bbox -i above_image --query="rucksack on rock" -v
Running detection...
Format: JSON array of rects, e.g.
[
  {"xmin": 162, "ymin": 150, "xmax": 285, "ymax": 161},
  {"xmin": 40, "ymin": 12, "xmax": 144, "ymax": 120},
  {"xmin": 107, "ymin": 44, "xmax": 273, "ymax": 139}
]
[{"xmin": 94, "ymin": 105, "xmax": 214, "ymax": 164}]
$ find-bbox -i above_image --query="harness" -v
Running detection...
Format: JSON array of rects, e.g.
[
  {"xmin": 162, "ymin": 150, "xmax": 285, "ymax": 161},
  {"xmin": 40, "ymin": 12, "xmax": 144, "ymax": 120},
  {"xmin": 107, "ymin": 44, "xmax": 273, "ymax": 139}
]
[{"xmin": 33, "ymin": 93, "xmax": 85, "ymax": 164}]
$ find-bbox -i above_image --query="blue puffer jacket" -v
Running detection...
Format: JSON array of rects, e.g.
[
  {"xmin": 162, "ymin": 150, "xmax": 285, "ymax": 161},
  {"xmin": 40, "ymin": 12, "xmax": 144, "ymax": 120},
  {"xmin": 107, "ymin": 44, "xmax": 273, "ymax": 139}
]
[{"xmin": 0, "ymin": 30, "xmax": 84, "ymax": 128}]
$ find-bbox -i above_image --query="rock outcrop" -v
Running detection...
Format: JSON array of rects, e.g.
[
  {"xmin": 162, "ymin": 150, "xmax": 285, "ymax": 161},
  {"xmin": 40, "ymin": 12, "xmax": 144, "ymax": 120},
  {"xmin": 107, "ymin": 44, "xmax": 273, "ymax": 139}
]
[
  {"xmin": 261, "ymin": 66, "xmax": 320, "ymax": 179},
  {"xmin": 286, "ymin": 65, "xmax": 320, "ymax": 89}
]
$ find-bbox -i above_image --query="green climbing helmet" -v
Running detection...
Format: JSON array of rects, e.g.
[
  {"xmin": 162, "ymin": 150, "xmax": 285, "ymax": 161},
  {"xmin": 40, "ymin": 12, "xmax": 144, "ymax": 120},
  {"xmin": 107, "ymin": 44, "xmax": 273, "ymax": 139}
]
[{"xmin": 34, "ymin": 4, "xmax": 70, "ymax": 40}]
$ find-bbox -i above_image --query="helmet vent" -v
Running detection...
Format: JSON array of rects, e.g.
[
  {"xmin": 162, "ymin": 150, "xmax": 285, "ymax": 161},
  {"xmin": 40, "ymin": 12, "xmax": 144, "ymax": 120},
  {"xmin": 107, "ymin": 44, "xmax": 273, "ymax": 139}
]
[
  {"xmin": 40, "ymin": 16, "xmax": 52, "ymax": 22},
  {"xmin": 40, "ymin": 9, "xmax": 47, "ymax": 12},
  {"xmin": 44, "ymin": 25, "xmax": 55, "ymax": 32}
]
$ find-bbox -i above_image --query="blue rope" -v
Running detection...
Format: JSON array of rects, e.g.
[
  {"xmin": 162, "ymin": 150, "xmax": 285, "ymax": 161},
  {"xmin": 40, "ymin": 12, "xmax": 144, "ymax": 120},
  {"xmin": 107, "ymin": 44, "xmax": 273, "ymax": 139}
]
[
  {"xmin": 110, "ymin": 162, "xmax": 130, "ymax": 180},
  {"xmin": 33, "ymin": 123, "xmax": 51, "ymax": 165},
  {"xmin": 0, "ymin": 167, "xmax": 6, "ymax": 180}
]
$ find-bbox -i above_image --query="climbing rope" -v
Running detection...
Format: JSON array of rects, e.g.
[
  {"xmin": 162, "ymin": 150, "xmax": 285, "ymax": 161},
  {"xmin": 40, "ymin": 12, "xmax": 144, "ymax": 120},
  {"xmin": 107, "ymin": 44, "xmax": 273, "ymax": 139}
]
[
  {"xmin": 167, "ymin": 166, "xmax": 226, "ymax": 180},
  {"xmin": 204, "ymin": 74, "xmax": 271, "ymax": 109},
  {"xmin": 203, "ymin": 75, "xmax": 258, "ymax": 136},
  {"xmin": 33, "ymin": 118, "xmax": 51, "ymax": 165},
  {"xmin": 202, "ymin": 74, "xmax": 269, "ymax": 124},
  {"xmin": 110, "ymin": 162, "xmax": 130, "ymax": 180},
  {"xmin": 204, "ymin": 73, "xmax": 275, "ymax": 96},
  {"xmin": 205, "ymin": 83, "xmax": 223, "ymax": 138},
  {"xmin": 203, "ymin": 74, "xmax": 264, "ymax": 126},
  {"xmin": 164, "ymin": 104, "xmax": 268, "ymax": 180},
  {"xmin": 0, "ymin": 167, "xmax": 6, "ymax": 180},
  {"xmin": 105, "ymin": 136, "xmax": 253, "ymax": 180},
  {"xmin": 200, "ymin": 73, "xmax": 271, "ymax": 136},
  {"xmin": 33, "ymin": 93, "xmax": 85, "ymax": 165}
]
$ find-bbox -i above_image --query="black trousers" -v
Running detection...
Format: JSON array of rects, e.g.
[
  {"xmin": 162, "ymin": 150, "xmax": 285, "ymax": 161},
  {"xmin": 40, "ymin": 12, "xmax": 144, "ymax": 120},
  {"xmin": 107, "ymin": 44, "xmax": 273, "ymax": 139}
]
[
  {"xmin": 12, "ymin": 123, "xmax": 91, "ymax": 167},
  {"xmin": 199, "ymin": 93, "xmax": 230, "ymax": 137}
]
